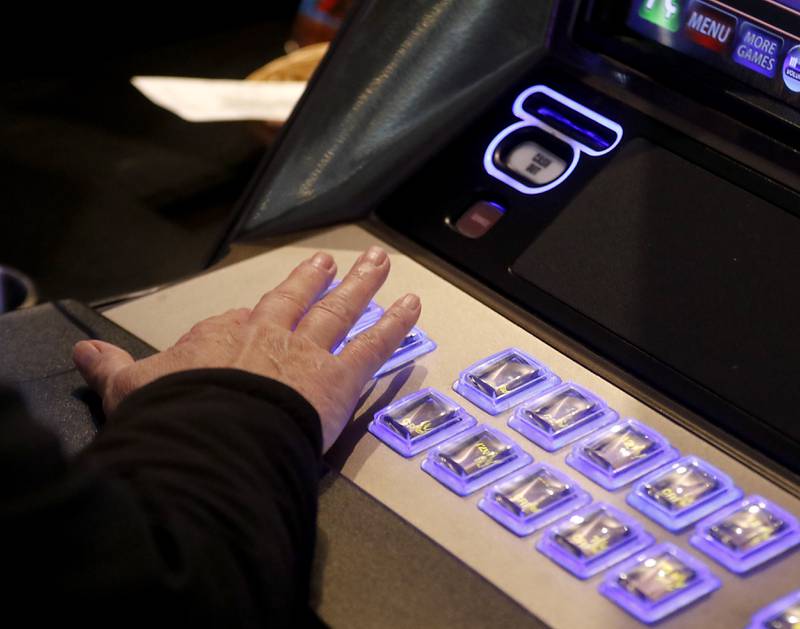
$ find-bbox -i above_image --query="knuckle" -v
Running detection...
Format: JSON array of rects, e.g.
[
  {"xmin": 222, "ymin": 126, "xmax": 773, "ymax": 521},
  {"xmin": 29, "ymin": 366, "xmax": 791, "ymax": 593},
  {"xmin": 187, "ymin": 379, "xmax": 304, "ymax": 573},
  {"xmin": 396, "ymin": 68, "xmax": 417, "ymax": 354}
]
[
  {"xmin": 193, "ymin": 318, "xmax": 226, "ymax": 335},
  {"xmin": 189, "ymin": 321, "xmax": 209, "ymax": 336},
  {"xmin": 230, "ymin": 308, "xmax": 252, "ymax": 324},
  {"xmin": 269, "ymin": 289, "xmax": 307, "ymax": 315},
  {"xmin": 314, "ymin": 296, "xmax": 353, "ymax": 327},
  {"xmin": 380, "ymin": 307, "xmax": 416, "ymax": 333},
  {"xmin": 386, "ymin": 305, "xmax": 412, "ymax": 324},
  {"xmin": 350, "ymin": 330, "xmax": 387, "ymax": 365}
]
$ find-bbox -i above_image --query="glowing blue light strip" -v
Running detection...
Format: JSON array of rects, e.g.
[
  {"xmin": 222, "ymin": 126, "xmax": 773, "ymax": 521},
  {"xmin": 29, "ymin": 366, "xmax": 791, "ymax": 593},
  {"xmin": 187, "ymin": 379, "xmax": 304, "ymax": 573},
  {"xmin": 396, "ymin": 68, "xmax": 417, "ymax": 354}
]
[
  {"xmin": 483, "ymin": 85, "xmax": 624, "ymax": 195},
  {"xmin": 484, "ymin": 201, "xmax": 506, "ymax": 214},
  {"xmin": 535, "ymin": 106, "xmax": 611, "ymax": 150},
  {"xmin": 511, "ymin": 85, "xmax": 623, "ymax": 156}
]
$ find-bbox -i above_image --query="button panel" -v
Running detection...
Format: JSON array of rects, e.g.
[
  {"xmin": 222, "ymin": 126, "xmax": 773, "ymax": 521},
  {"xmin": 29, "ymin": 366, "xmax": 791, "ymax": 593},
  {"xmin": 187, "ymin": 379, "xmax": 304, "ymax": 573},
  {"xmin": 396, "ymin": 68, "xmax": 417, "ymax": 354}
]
[{"xmin": 370, "ymin": 345, "xmax": 800, "ymax": 623}]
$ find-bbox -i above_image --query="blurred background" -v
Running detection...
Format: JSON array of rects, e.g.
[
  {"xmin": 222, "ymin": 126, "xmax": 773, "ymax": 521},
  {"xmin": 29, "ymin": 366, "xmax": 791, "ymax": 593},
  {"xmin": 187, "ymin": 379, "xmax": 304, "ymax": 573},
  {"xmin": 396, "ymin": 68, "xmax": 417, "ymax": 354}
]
[{"xmin": 0, "ymin": 3, "xmax": 341, "ymax": 304}]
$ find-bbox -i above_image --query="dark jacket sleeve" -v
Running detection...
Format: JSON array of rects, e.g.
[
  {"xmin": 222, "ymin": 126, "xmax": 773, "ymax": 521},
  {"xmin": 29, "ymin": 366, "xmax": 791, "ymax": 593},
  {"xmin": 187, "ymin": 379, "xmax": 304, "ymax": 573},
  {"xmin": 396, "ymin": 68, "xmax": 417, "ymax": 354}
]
[{"xmin": 0, "ymin": 368, "xmax": 323, "ymax": 628}]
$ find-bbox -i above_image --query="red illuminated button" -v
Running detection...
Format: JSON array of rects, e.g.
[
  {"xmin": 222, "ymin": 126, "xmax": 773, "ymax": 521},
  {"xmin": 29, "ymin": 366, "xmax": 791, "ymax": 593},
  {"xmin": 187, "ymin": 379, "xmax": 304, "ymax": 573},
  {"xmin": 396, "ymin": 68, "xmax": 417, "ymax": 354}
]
[
  {"xmin": 685, "ymin": 1, "xmax": 737, "ymax": 54},
  {"xmin": 454, "ymin": 201, "xmax": 505, "ymax": 239}
]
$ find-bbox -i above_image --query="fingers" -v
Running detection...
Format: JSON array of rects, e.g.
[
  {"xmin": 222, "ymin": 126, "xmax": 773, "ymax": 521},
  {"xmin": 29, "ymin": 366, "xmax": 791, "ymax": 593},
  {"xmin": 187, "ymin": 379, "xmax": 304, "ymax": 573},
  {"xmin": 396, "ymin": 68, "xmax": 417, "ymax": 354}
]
[
  {"xmin": 72, "ymin": 340, "xmax": 135, "ymax": 399},
  {"xmin": 339, "ymin": 293, "xmax": 421, "ymax": 382},
  {"xmin": 250, "ymin": 252, "xmax": 336, "ymax": 329},
  {"xmin": 295, "ymin": 246, "xmax": 390, "ymax": 350}
]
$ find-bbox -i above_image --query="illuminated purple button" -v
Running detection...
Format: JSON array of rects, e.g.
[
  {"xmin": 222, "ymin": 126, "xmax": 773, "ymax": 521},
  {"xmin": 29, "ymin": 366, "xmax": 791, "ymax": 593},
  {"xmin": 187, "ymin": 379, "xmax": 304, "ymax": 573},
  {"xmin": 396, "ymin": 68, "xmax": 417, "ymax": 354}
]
[
  {"xmin": 508, "ymin": 382, "xmax": 618, "ymax": 451},
  {"xmin": 369, "ymin": 388, "xmax": 476, "ymax": 457},
  {"xmin": 747, "ymin": 589, "xmax": 800, "ymax": 629},
  {"xmin": 566, "ymin": 419, "xmax": 679, "ymax": 490},
  {"xmin": 600, "ymin": 543, "xmax": 720, "ymax": 624},
  {"xmin": 453, "ymin": 348, "xmax": 560, "ymax": 415},
  {"xmin": 537, "ymin": 502, "xmax": 654, "ymax": 579},
  {"xmin": 627, "ymin": 456, "xmax": 742, "ymax": 532},
  {"xmin": 342, "ymin": 325, "xmax": 436, "ymax": 377},
  {"xmin": 690, "ymin": 495, "xmax": 800, "ymax": 574},
  {"xmin": 421, "ymin": 425, "xmax": 532, "ymax": 496},
  {"xmin": 479, "ymin": 463, "xmax": 591, "ymax": 536},
  {"xmin": 373, "ymin": 326, "xmax": 436, "ymax": 377}
]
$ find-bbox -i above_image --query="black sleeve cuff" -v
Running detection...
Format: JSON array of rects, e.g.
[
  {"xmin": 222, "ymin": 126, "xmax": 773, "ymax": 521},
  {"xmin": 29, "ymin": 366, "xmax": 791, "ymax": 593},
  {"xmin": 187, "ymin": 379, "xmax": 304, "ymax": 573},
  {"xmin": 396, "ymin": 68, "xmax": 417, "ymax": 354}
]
[
  {"xmin": 112, "ymin": 368, "xmax": 323, "ymax": 458},
  {"xmin": 72, "ymin": 368, "xmax": 325, "ymax": 626}
]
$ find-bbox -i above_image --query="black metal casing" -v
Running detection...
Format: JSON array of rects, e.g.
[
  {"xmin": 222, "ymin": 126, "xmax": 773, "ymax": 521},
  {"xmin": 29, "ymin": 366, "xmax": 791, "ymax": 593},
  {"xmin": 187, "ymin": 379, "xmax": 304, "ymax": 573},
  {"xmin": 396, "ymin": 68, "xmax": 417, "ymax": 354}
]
[{"xmin": 228, "ymin": 0, "xmax": 800, "ymax": 483}]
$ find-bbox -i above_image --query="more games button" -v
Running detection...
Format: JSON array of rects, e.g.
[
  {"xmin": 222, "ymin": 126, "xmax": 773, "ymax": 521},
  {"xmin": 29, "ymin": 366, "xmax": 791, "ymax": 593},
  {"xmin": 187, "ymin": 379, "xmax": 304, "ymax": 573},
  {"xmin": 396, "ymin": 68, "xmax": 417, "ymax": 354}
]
[{"xmin": 733, "ymin": 22, "xmax": 783, "ymax": 78}]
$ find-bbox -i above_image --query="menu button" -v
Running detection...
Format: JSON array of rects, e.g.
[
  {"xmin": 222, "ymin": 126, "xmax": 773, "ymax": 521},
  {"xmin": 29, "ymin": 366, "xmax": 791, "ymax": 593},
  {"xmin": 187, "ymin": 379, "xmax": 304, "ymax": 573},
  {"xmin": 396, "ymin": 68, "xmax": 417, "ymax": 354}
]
[
  {"xmin": 733, "ymin": 23, "xmax": 782, "ymax": 78},
  {"xmin": 685, "ymin": 1, "xmax": 737, "ymax": 54}
]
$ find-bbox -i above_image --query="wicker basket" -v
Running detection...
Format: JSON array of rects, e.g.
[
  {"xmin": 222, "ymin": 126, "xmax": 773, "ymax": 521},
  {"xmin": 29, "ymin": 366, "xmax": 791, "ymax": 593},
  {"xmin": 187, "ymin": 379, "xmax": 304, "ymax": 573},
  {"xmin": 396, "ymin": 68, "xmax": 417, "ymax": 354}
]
[
  {"xmin": 245, "ymin": 43, "xmax": 328, "ymax": 141},
  {"xmin": 247, "ymin": 42, "xmax": 328, "ymax": 82}
]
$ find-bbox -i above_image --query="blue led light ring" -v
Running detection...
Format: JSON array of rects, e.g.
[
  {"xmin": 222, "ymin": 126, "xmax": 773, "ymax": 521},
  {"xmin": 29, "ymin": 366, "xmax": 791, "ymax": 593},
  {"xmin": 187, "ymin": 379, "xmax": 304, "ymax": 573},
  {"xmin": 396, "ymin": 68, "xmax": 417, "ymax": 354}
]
[
  {"xmin": 373, "ymin": 327, "xmax": 437, "ymax": 378},
  {"xmin": 483, "ymin": 121, "xmax": 581, "ymax": 196},
  {"xmin": 690, "ymin": 494, "xmax": 800, "ymax": 574},
  {"xmin": 452, "ymin": 347, "xmax": 561, "ymax": 416},
  {"xmin": 536, "ymin": 502, "xmax": 655, "ymax": 579},
  {"xmin": 484, "ymin": 84, "xmax": 624, "ymax": 195},
  {"xmin": 368, "ymin": 388, "xmax": 477, "ymax": 458},
  {"xmin": 599, "ymin": 543, "xmax": 721, "ymax": 624},
  {"xmin": 508, "ymin": 381, "xmax": 619, "ymax": 452},
  {"xmin": 511, "ymin": 85, "xmax": 624, "ymax": 157},
  {"xmin": 478, "ymin": 462, "xmax": 592, "ymax": 537},
  {"xmin": 421, "ymin": 424, "xmax": 534, "ymax": 496},
  {"xmin": 747, "ymin": 589, "xmax": 800, "ymax": 629},
  {"xmin": 566, "ymin": 418, "xmax": 680, "ymax": 491},
  {"xmin": 626, "ymin": 456, "xmax": 743, "ymax": 532}
]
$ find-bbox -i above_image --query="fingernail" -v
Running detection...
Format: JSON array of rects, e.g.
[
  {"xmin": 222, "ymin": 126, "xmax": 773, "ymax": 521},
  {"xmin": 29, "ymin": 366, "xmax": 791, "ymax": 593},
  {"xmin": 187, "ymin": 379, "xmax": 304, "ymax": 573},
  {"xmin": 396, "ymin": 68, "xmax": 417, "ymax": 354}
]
[
  {"xmin": 400, "ymin": 293, "xmax": 420, "ymax": 310},
  {"xmin": 364, "ymin": 246, "xmax": 387, "ymax": 266},
  {"xmin": 310, "ymin": 251, "xmax": 335, "ymax": 271},
  {"xmin": 73, "ymin": 341, "xmax": 100, "ymax": 369}
]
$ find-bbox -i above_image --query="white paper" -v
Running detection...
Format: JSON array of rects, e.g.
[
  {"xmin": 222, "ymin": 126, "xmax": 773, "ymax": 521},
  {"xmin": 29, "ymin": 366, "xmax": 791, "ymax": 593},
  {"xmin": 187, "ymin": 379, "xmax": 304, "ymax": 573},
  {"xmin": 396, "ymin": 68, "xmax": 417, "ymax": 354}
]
[{"xmin": 131, "ymin": 76, "xmax": 307, "ymax": 123}]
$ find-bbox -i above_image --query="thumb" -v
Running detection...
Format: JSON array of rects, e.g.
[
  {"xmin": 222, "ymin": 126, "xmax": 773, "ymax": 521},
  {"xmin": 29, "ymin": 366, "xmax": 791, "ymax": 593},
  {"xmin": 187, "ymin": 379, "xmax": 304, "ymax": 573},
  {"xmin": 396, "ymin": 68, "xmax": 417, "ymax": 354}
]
[{"xmin": 73, "ymin": 340, "xmax": 135, "ymax": 404}]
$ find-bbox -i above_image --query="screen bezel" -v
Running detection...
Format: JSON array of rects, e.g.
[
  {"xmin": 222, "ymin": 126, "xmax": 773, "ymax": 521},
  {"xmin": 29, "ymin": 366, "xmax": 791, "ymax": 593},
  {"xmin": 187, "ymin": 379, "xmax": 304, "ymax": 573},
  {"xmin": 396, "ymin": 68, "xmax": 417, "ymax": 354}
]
[{"xmin": 572, "ymin": 0, "xmax": 800, "ymax": 147}]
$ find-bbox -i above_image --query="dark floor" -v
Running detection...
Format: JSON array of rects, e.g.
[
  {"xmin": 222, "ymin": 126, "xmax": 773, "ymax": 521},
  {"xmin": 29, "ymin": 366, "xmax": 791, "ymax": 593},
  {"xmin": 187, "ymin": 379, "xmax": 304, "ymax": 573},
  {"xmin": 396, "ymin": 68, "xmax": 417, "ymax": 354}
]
[{"xmin": 0, "ymin": 11, "xmax": 298, "ymax": 303}]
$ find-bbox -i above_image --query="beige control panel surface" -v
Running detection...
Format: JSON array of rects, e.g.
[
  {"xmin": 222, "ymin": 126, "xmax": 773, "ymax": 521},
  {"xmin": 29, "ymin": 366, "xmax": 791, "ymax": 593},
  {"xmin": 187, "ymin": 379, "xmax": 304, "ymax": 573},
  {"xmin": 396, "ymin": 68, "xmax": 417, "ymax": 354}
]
[{"xmin": 106, "ymin": 224, "xmax": 800, "ymax": 629}]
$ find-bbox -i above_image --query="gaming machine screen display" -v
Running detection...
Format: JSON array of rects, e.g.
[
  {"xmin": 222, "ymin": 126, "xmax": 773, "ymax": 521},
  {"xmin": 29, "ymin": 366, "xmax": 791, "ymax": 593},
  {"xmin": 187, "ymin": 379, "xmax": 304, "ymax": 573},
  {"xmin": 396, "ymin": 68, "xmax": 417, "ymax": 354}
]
[{"xmin": 627, "ymin": 0, "xmax": 800, "ymax": 108}]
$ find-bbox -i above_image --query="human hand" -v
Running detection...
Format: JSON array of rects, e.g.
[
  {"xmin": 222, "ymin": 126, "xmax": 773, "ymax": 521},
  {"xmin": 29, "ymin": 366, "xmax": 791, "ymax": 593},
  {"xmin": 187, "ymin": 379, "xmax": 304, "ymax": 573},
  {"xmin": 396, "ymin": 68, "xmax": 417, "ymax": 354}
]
[{"xmin": 72, "ymin": 246, "xmax": 420, "ymax": 452}]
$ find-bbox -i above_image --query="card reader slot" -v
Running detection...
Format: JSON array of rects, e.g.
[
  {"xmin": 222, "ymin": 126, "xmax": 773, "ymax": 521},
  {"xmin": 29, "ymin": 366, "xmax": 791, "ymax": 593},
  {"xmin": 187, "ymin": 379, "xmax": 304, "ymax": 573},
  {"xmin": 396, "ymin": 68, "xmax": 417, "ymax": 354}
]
[{"xmin": 520, "ymin": 92, "xmax": 618, "ymax": 152}]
